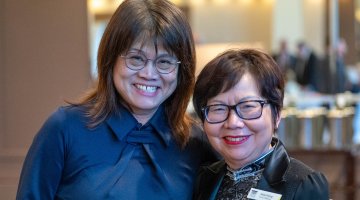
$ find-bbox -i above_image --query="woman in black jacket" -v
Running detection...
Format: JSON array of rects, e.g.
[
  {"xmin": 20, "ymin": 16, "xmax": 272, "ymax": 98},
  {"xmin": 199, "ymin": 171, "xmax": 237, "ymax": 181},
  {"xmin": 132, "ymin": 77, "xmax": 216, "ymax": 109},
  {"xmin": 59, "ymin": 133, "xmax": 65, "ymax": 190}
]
[{"xmin": 192, "ymin": 49, "xmax": 329, "ymax": 200}]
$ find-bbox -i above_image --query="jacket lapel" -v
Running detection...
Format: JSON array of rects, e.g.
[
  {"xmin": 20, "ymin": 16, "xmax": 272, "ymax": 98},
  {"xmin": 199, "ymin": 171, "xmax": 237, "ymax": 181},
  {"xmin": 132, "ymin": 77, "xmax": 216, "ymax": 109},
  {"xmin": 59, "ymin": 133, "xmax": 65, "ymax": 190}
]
[
  {"xmin": 199, "ymin": 161, "xmax": 226, "ymax": 200},
  {"xmin": 255, "ymin": 138, "xmax": 290, "ymax": 193}
]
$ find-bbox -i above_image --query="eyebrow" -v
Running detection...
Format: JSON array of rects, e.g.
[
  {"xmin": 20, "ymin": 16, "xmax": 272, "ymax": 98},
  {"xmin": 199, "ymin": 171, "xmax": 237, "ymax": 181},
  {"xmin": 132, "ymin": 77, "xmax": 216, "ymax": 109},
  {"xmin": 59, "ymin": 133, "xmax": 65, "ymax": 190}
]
[
  {"xmin": 127, "ymin": 48, "xmax": 143, "ymax": 53},
  {"xmin": 239, "ymin": 96, "xmax": 263, "ymax": 101},
  {"xmin": 127, "ymin": 48, "xmax": 172, "ymax": 57},
  {"xmin": 208, "ymin": 96, "xmax": 263, "ymax": 105}
]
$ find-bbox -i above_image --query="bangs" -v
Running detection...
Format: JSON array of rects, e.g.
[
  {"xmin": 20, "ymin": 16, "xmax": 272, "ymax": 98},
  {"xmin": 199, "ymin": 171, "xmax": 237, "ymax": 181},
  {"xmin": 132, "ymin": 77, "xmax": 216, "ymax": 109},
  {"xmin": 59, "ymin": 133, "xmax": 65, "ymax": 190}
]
[{"xmin": 130, "ymin": 31, "xmax": 175, "ymax": 56}]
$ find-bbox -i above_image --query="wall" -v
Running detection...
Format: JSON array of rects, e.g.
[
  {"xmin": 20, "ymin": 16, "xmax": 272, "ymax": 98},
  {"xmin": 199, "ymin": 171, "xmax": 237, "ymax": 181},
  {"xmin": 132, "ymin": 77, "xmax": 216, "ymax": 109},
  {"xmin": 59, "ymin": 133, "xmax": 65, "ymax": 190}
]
[
  {"xmin": 272, "ymin": 0, "xmax": 326, "ymax": 55},
  {"xmin": 303, "ymin": 0, "xmax": 326, "ymax": 56},
  {"xmin": 272, "ymin": 0, "xmax": 304, "ymax": 53},
  {"xmin": 0, "ymin": 0, "xmax": 91, "ymax": 198},
  {"xmin": 190, "ymin": 0, "xmax": 326, "ymax": 57},
  {"xmin": 190, "ymin": 0, "xmax": 273, "ymax": 51},
  {"xmin": 0, "ymin": 0, "xmax": 5, "ymax": 151}
]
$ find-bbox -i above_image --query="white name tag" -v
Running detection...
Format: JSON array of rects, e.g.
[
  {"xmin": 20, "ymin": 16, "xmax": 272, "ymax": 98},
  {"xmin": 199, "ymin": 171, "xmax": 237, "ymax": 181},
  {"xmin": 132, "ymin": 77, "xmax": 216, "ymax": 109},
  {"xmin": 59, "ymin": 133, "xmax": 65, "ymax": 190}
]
[{"xmin": 247, "ymin": 188, "xmax": 282, "ymax": 200}]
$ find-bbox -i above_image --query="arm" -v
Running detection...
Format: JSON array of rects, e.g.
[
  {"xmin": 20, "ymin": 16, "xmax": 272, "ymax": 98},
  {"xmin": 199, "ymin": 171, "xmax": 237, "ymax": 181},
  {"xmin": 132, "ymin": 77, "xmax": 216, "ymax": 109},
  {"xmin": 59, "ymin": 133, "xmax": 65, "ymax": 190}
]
[{"xmin": 16, "ymin": 109, "xmax": 66, "ymax": 200}]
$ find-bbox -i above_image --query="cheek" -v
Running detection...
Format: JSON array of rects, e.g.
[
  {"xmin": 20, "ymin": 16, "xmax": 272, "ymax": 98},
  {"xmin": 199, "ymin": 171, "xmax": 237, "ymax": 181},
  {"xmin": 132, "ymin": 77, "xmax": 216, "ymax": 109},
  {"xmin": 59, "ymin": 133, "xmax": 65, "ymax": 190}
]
[
  {"xmin": 203, "ymin": 123, "xmax": 221, "ymax": 138},
  {"xmin": 164, "ymin": 73, "xmax": 178, "ymax": 91},
  {"xmin": 203, "ymin": 123, "xmax": 223, "ymax": 150},
  {"xmin": 247, "ymin": 111, "xmax": 274, "ymax": 134},
  {"xmin": 168, "ymin": 71, "xmax": 178, "ymax": 82}
]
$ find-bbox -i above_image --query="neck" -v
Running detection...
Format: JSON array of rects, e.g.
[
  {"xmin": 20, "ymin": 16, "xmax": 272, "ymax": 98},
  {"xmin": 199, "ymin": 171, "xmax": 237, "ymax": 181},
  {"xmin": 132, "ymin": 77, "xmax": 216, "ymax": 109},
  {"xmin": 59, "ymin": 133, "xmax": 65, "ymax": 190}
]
[
  {"xmin": 131, "ymin": 109, "xmax": 158, "ymax": 124},
  {"xmin": 228, "ymin": 143, "xmax": 273, "ymax": 170}
]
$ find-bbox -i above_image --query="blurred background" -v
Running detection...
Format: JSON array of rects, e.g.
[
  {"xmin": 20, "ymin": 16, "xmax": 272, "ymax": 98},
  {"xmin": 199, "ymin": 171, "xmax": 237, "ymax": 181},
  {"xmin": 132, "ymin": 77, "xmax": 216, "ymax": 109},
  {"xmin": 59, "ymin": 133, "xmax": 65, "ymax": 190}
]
[{"xmin": 1, "ymin": 0, "xmax": 360, "ymax": 199}]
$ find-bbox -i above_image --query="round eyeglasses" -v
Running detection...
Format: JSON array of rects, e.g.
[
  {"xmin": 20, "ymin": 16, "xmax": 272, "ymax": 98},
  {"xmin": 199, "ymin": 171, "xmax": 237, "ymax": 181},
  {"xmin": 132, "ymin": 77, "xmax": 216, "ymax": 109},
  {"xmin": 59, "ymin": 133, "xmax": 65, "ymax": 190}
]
[
  {"xmin": 121, "ymin": 51, "xmax": 180, "ymax": 74},
  {"xmin": 201, "ymin": 100, "xmax": 269, "ymax": 124}
]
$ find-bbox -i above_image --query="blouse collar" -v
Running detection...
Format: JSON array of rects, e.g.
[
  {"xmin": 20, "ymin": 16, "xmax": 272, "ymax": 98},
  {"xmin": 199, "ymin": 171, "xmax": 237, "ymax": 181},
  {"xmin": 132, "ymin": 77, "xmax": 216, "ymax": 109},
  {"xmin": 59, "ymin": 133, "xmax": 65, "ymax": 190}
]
[
  {"xmin": 105, "ymin": 105, "xmax": 172, "ymax": 147},
  {"xmin": 226, "ymin": 147, "xmax": 274, "ymax": 182}
]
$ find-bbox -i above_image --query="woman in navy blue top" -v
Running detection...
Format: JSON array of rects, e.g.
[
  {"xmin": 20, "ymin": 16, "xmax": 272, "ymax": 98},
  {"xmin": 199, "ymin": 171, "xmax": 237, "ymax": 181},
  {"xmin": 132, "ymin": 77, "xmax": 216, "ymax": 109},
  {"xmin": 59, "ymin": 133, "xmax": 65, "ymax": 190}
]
[{"xmin": 16, "ymin": 0, "xmax": 217, "ymax": 199}]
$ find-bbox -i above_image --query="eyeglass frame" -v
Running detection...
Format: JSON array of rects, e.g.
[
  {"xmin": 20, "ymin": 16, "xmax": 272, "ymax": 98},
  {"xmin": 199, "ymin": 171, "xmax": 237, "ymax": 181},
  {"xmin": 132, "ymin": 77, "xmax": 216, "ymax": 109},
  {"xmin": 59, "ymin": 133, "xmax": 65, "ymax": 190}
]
[
  {"xmin": 120, "ymin": 51, "xmax": 181, "ymax": 74},
  {"xmin": 201, "ymin": 100, "xmax": 269, "ymax": 124}
]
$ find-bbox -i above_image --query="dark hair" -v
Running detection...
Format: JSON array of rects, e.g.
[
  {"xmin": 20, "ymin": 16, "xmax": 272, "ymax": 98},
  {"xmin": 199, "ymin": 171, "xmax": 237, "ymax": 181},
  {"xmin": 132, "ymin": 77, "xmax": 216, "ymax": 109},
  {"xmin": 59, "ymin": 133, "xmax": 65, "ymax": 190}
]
[
  {"xmin": 76, "ymin": 0, "xmax": 196, "ymax": 147},
  {"xmin": 193, "ymin": 48, "xmax": 284, "ymax": 128}
]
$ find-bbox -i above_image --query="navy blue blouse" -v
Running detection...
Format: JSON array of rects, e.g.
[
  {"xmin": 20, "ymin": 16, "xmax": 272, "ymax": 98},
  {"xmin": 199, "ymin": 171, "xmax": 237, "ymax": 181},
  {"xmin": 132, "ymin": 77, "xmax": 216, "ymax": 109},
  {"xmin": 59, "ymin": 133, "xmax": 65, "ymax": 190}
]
[{"xmin": 17, "ymin": 105, "xmax": 217, "ymax": 199}]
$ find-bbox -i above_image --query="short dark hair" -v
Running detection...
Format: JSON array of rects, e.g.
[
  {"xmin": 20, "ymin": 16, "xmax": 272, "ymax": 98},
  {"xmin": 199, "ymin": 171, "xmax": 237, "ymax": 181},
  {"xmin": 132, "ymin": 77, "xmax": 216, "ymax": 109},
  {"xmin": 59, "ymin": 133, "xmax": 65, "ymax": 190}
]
[
  {"xmin": 78, "ymin": 0, "xmax": 196, "ymax": 147},
  {"xmin": 193, "ymin": 49, "xmax": 284, "ymax": 127}
]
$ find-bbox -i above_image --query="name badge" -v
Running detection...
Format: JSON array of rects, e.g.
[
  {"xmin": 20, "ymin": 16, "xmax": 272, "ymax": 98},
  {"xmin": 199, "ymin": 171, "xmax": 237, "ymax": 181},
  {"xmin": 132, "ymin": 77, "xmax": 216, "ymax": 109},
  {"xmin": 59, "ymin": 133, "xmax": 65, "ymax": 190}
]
[{"xmin": 247, "ymin": 188, "xmax": 282, "ymax": 200}]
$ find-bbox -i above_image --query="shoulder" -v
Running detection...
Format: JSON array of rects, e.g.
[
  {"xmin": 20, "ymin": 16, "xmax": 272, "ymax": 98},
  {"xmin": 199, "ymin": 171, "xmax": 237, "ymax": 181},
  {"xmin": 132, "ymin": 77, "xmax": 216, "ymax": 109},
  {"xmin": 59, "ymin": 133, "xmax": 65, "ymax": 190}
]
[
  {"xmin": 287, "ymin": 157, "xmax": 329, "ymax": 182},
  {"xmin": 194, "ymin": 160, "xmax": 224, "ymax": 179},
  {"xmin": 287, "ymin": 158, "xmax": 329, "ymax": 199},
  {"xmin": 193, "ymin": 160, "xmax": 226, "ymax": 199},
  {"xmin": 202, "ymin": 160, "xmax": 226, "ymax": 174},
  {"xmin": 286, "ymin": 157, "xmax": 327, "ymax": 184},
  {"xmin": 37, "ymin": 105, "xmax": 89, "ymax": 139},
  {"xmin": 286, "ymin": 158, "xmax": 314, "ymax": 178},
  {"xmin": 262, "ymin": 139, "xmax": 329, "ymax": 199},
  {"xmin": 45, "ymin": 105, "xmax": 87, "ymax": 127}
]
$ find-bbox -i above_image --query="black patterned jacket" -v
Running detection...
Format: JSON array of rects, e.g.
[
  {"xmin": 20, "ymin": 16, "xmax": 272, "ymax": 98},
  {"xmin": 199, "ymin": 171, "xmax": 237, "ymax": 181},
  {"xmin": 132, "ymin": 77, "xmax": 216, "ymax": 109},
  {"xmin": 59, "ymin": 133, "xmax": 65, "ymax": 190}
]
[{"xmin": 192, "ymin": 138, "xmax": 329, "ymax": 200}]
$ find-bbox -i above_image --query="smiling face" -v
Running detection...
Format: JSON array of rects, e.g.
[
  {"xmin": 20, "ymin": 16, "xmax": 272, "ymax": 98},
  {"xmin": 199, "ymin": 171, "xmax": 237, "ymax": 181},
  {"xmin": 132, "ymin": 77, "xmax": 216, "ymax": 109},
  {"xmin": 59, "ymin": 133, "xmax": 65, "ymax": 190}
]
[
  {"xmin": 203, "ymin": 73, "xmax": 280, "ymax": 170},
  {"xmin": 113, "ymin": 41, "xmax": 178, "ymax": 123}
]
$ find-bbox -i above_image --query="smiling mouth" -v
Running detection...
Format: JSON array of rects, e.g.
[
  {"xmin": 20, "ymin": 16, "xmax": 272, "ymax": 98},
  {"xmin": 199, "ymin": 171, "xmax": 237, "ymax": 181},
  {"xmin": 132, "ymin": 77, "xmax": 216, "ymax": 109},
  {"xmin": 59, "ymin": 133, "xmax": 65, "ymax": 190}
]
[
  {"xmin": 224, "ymin": 135, "xmax": 250, "ymax": 144},
  {"xmin": 135, "ymin": 84, "xmax": 157, "ymax": 93}
]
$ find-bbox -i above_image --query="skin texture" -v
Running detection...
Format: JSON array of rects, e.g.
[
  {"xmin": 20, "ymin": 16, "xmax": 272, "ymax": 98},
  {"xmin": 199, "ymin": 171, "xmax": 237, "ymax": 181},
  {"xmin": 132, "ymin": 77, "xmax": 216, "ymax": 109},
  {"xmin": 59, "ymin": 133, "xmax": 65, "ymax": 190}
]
[
  {"xmin": 113, "ymin": 41, "xmax": 178, "ymax": 124},
  {"xmin": 203, "ymin": 73, "xmax": 281, "ymax": 170}
]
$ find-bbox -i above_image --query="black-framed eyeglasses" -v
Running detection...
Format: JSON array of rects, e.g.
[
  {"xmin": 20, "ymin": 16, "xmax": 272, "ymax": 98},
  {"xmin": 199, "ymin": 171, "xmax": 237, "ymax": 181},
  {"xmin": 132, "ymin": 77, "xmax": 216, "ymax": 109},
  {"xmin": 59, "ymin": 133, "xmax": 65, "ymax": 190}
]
[
  {"xmin": 201, "ymin": 100, "xmax": 269, "ymax": 124},
  {"xmin": 120, "ymin": 51, "xmax": 181, "ymax": 74}
]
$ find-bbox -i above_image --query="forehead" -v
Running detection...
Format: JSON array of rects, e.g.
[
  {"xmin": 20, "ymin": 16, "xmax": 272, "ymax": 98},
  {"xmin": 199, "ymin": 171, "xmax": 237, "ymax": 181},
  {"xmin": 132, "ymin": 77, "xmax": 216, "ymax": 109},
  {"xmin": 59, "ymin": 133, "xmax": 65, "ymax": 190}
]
[
  {"xmin": 223, "ymin": 71, "xmax": 258, "ymax": 92},
  {"xmin": 209, "ymin": 73, "xmax": 260, "ymax": 103},
  {"xmin": 232, "ymin": 74, "xmax": 259, "ymax": 94}
]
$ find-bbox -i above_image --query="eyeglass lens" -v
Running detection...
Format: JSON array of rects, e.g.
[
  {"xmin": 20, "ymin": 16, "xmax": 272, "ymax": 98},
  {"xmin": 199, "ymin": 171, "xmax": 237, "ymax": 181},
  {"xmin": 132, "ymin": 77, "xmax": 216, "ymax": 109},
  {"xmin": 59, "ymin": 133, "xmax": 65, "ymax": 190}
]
[
  {"xmin": 204, "ymin": 100, "xmax": 266, "ymax": 123},
  {"xmin": 124, "ymin": 52, "xmax": 179, "ymax": 74}
]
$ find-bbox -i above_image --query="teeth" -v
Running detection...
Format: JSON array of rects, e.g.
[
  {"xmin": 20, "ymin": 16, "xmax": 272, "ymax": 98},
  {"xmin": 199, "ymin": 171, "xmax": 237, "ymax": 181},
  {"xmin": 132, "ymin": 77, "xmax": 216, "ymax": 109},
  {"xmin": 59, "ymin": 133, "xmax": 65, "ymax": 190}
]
[
  {"xmin": 136, "ymin": 84, "xmax": 157, "ymax": 92},
  {"xmin": 225, "ymin": 136, "xmax": 246, "ymax": 142}
]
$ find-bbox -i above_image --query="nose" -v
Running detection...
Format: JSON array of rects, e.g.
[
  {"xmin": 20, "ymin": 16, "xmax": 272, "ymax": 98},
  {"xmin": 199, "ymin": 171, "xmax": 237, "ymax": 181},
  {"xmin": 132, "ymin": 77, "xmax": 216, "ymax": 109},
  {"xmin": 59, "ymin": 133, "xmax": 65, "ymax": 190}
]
[
  {"xmin": 138, "ymin": 59, "xmax": 159, "ymax": 79},
  {"xmin": 224, "ymin": 109, "xmax": 244, "ymax": 129}
]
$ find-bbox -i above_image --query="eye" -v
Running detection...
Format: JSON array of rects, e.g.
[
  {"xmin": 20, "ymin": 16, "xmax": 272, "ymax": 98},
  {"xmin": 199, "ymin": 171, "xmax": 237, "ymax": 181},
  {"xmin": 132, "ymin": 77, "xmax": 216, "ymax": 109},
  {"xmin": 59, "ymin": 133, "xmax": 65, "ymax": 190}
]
[
  {"xmin": 156, "ymin": 56, "xmax": 177, "ymax": 69},
  {"xmin": 157, "ymin": 58, "xmax": 173, "ymax": 65},
  {"xmin": 129, "ymin": 54, "xmax": 145, "ymax": 62},
  {"xmin": 208, "ymin": 105, "xmax": 227, "ymax": 113},
  {"xmin": 126, "ymin": 53, "xmax": 146, "ymax": 66},
  {"xmin": 238, "ymin": 101, "xmax": 259, "ymax": 111},
  {"xmin": 243, "ymin": 103, "xmax": 256, "ymax": 108}
]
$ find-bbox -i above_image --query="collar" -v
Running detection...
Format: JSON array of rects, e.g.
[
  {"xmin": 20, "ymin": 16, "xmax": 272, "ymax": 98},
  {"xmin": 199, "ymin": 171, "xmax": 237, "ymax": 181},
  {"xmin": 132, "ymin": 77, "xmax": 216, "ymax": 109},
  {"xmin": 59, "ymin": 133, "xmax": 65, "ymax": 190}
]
[
  {"xmin": 206, "ymin": 138, "xmax": 291, "ymax": 185},
  {"xmin": 262, "ymin": 137, "xmax": 291, "ymax": 185},
  {"xmin": 226, "ymin": 147, "xmax": 273, "ymax": 182},
  {"xmin": 105, "ymin": 105, "xmax": 172, "ymax": 147}
]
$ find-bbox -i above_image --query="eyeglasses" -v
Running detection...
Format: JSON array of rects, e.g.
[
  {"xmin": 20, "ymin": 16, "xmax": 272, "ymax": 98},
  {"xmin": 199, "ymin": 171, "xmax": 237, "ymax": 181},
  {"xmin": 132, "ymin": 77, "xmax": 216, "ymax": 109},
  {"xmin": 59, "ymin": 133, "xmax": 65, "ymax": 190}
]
[
  {"xmin": 201, "ymin": 100, "xmax": 269, "ymax": 124},
  {"xmin": 121, "ymin": 51, "xmax": 181, "ymax": 74}
]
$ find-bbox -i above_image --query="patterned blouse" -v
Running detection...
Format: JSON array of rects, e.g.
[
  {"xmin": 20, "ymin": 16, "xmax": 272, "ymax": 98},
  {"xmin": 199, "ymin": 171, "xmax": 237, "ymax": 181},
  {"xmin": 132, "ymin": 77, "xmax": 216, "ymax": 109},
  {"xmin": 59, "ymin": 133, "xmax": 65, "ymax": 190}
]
[{"xmin": 215, "ymin": 149, "xmax": 274, "ymax": 200}]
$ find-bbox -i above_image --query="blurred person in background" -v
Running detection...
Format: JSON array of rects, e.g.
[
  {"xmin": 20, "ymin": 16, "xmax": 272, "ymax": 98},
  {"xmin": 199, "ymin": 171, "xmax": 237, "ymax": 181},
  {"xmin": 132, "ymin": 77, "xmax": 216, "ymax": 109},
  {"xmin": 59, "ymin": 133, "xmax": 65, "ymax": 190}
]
[
  {"xmin": 272, "ymin": 39, "xmax": 296, "ymax": 77},
  {"xmin": 16, "ymin": 0, "xmax": 217, "ymax": 199},
  {"xmin": 319, "ymin": 38, "xmax": 354, "ymax": 94},
  {"xmin": 333, "ymin": 38, "xmax": 350, "ymax": 93},
  {"xmin": 294, "ymin": 41, "xmax": 320, "ymax": 91},
  {"xmin": 192, "ymin": 49, "xmax": 329, "ymax": 200}
]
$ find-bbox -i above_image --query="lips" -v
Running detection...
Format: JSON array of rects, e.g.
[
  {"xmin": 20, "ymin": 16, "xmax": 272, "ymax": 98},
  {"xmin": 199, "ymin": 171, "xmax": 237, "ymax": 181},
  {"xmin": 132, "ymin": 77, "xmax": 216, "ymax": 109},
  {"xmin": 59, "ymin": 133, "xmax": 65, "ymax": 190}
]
[
  {"xmin": 223, "ymin": 135, "xmax": 250, "ymax": 145},
  {"xmin": 135, "ymin": 84, "xmax": 157, "ymax": 93}
]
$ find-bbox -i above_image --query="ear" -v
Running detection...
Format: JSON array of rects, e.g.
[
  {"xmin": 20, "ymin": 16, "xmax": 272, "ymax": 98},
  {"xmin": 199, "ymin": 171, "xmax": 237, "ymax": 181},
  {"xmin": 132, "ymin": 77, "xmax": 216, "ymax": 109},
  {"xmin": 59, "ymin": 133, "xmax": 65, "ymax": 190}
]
[{"xmin": 275, "ymin": 110, "xmax": 282, "ymax": 129}]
